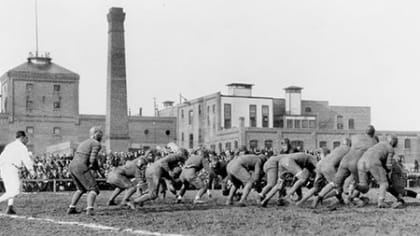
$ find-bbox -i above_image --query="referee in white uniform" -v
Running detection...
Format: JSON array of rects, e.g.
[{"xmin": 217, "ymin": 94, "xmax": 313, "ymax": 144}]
[{"xmin": 0, "ymin": 131, "xmax": 35, "ymax": 214}]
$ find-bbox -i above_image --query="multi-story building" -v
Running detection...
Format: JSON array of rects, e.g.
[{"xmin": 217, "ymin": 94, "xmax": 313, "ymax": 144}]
[
  {"xmin": 159, "ymin": 83, "xmax": 420, "ymax": 165},
  {"xmin": 0, "ymin": 54, "xmax": 176, "ymax": 155}
]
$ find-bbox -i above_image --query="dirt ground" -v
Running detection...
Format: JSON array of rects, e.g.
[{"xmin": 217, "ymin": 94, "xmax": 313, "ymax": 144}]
[{"xmin": 1, "ymin": 189, "xmax": 420, "ymax": 236}]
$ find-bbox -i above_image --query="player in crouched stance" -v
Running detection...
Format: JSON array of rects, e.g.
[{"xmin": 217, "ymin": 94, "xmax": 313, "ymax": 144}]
[
  {"xmin": 226, "ymin": 153, "xmax": 268, "ymax": 206},
  {"xmin": 176, "ymin": 148, "xmax": 211, "ymax": 204},
  {"xmin": 67, "ymin": 126, "xmax": 103, "ymax": 216},
  {"xmin": 259, "ymin": 153, "xmax": 317, "ymax": 207},
  {"xmin": 296, "ymin": 138, "xmax": 351, "ymax": 207},
  {"xmin": 352, "ymin": 136, "xmax": 399, "ymax": 208},
  {"xmin": 106, "ymin": 150, "xmax": 156, "ymax": 208},
  {"xmin": 0, "ymin": 131, "xmax": 35, "ymax": 214},
  {"xmin": 131, "ymin": 149, "xmax": 189, "ymax": 208}
]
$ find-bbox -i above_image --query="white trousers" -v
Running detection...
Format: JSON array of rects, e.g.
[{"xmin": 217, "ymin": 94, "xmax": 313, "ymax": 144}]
[{"xmin": 0, "ymin": 166, "xmax": 21, "ymax": 204}]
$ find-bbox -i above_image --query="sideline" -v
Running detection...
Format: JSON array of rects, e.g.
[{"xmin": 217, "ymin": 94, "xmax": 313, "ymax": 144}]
[{"xmin": 0, "ymin": 213, "xmax": 185, "ymax": 236}]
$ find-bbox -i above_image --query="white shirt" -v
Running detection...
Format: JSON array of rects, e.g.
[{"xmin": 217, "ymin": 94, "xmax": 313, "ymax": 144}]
[{"xmin": 0, "ymin": 139, "xmax": 34, "ymax": 171}]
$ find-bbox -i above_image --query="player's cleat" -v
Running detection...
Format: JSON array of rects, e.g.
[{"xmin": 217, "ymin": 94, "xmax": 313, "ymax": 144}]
[
  {"xmin": 237, "ymin": 201, "xmax": 246, "ymax": 207},
  {"xmin": 6, "ymin": 206, "xmax": 16, "ymax": 215},
  {"xmin": 311, "ymin": 196, "xmax": 322, "ymax": 209},
  {"xmin": 277, "ymin": 198, "xmax": 288, "ymax": 206},
  {"xmin": 257, "ymin": 194, "xmax": 265, "ymax": 204},
  {"xmin": 107, "ymin": 200, "xmax": 117, "ymax": 206},
  {"xmin": 66, "ymin": 207, "xmax": 80, "ymax": 215},
  {"xmin": 176, "ymin": 195, "xmax": 183, "ymax": 204},
  {"xmin": 125, "ymin": 201, "xmax": 136, "ymax": 210},
  {"xmin": 260, "ymin": 199, "xmax": 268, "ymax": 208},
  {"xmin": 353, "ymin": 197, "xmax": 369, "ymax": 207},
  {"xmin": 86, "ymin": 208, "xmax": 95, "ymax": 216},
  {"xmin": 193, "ymin": 199, "xmax": 206, "ymax": 204},
  {"xmin": 392, "ymin": 200, "xmax": 405, "ymax": 209},
  {"xmin": 377, "ymin": 200, "xmax": 390, "ymax": 208}
]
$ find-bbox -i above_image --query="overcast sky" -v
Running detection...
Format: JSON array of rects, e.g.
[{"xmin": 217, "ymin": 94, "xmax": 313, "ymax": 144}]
[{"xmin": 1, "ymin": 0, "xmax": 419, "ymax": 131}]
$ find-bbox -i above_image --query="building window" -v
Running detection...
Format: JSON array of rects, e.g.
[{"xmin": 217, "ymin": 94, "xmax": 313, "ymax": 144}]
[
  {"xmin": 144, "ymin": 129, "xmax": 149, "ymax": 135},
  {"xmin": 234, "ymin": 140, "xmax": 239, "ymax": 150},
  {"xmin": 198, "ymin": 105, "xmax": 202, "ymax": 116},
  {"xmin": 189, "ymin": 134, "xmax": 194, "ymax": 149},
  {"xmin": 319, "ymin": 141, "xmax": 327, "ymax": 148},
  {"xmin": 4, "ymin": 98, "xmax": 7, "ymax": 113},
  {"xmin": 210, "ymin": 144, "xmax": 216, "ymax": 151},
  {"xmin": 218, "ymin": 143, "xmax": 223, "ymax": 153},
  {"xmin": 287, "ymin": 119, "xmax": 293, "ymax": 129},
  {"xmin": 333, "ymin": 141, "xmax": 341, "ymax": 149},
  {"xmin": 309, "ymin": 120, "xmax": 316, "ymax": 128},
  {"xmin": 279, "ymin": 119, "xmax": 284, "ymax": 128},
  {"xmin": 188, "ymin": 110, "xmax": 193, "ymax": 125},
  {"xmin": 26, "ymin": 127, "xmax": 34, "ymax": 135},
  {"xmin": 291, "ymin": 140, "xmax": 304, "ymax": 151},
  {"xmin": 207, "ymin": 106, "xmax": 210, "ymax": 126},
  {"xmin": 302, "ymin": 120, "xmax": 308, "ymax": 128},
  {"xmin": 53, "ymin": 101, "xmax": 61, "ymax": 110},
  {"xmin": 294, "ymin": 120, "xmax": 301, "ymax": 129},
  {"xmin": 26, "ymin": 97, "xmax": 33, "ymax": 112},
  {"xmin": 337, "ymin": 115, "xmax": 344, "ymax": 130},
  {"xmin": 212, "ymin": 104, "xmax": 216, "ymax": 114},
  {"xmin": 225, "ymin": 142, "xmax": 231, "ymax": 151},
  {"xmin": 224, "ymin": 103, "xmax": 232, "ymax": 129},
  {"xmin": 249, "ymin": 140, "xmax": 258, "ymax": 151},
  {"xmin": 262, "ymin": 105, "xmax": 269, "ymax": 128},
  {"xmin": 198, "ymin": 128, "xmax": 203, "ymax": 143},
  {"xmin": 249, "ymin": 105, "xmax": 257, "ymax": 127},
  {"xmin": 42, "ymin": 96, "xmax": 46, "ymax": 104},
  {"xmin": 26, "ymin": 83, "xmax": 33, "ymax": 93},
  {"xmin": 405, "ymin": 138, "xmax": 411, "ymax": 149},
  {"xmin": 264, "ymin": 140, "xmax": 273, "ymax": 150},
  {"xmin": 348, "ymin": 119, "xmax": 355, "ymax": 130},
  {"xmin": 165, "ymin": 130, "xmax": 170, "ymax": 136},
  {"xmin": 305, "ymin": 107, "xmax": 312, "ymax": 113},
  {"xmin": 53, "ymin": 127, "xmax": 61, "ymax": 135},
  {"xmin": 181, "ymin": 109, "xmax": 184, "ymax": 119},
  {"xmin": 181, "ymin": 132, "xmax": 184, "ymax": 142},
  {"xmin": 53, "ymin": 84, "xmax": 61, "ymax": 93},
  {"xmin": 273, "ymin": 117, "xmax": 281, "ymax": 128}
]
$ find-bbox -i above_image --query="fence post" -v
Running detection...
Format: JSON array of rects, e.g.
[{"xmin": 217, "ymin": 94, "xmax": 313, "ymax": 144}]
[{"xmin": 53, "ymin": 179, "xmax": 56, "ymax": 192}]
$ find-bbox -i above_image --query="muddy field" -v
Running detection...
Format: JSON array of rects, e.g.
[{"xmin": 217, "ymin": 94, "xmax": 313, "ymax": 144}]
[{"xmin": 1, "ymin": 189, "xmax": 420, "ymax": 236}]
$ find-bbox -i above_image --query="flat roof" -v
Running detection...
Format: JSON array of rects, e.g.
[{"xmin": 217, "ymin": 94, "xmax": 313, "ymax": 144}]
[{"xmin": 226, "ymin": 83, "xmax": 254, "ymax": 88}]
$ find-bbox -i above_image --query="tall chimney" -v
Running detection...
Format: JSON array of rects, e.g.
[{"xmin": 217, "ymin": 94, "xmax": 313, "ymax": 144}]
[{"xmin": 105, "ymin": 7, "xmax": 130, "ymax": 152}]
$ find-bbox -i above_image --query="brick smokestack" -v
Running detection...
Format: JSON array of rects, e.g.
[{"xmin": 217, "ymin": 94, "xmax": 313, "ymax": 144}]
[{"xmin": 105, "ymin": 7, "xmax": 130, "ymax": 152}]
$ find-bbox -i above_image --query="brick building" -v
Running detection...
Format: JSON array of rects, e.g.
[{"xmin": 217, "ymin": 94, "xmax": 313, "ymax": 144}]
[
  {"xmin": 0, "ymin": 54, "xmax": 176, "ymax": 155},
  {"xmin": 159, "ymin": 83, "xmax": 420, "ymax": 165}
]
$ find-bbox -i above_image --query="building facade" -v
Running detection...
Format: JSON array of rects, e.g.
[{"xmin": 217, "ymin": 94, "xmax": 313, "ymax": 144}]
[
  {"xmin": 0, "ymin": 54, "xmax": 176, "ymax": 155},
  {"xmin": 159, "ymin": 83, "xmax": 420, "ymax": 165}
]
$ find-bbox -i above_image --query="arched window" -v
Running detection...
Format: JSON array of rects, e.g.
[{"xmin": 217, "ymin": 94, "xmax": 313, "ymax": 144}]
[
  {"xmin": 291, "ymin": 140, "xmax": 304, "ymax": 151},
  {"xmin": 337, "ymin": 115, "xmax": 343, "ymax": 130},
  {"xmin": 249, "ymin": 140, "xmax": 258, "ymax": 151},
  {"xmin": 405, "ymin": 138, "xmax": 411, "ymax": 149},
  {"xmin": 234, "ymin": 140, "xmax": 239, "ymax": 150},
  {"xmin": 305, "ymin": 107, "xmax": 312, "ymax": 113},
  {"xmin": 319, "ymin": 141, "xmax": 327, "ymax": 148},
  {"xmin": 348, "ymin": 119, "xmax": 355, "ymax": 130},
  {"xmin": 264, "ymin": 140, "xmax": 273, "ymax": 150}
]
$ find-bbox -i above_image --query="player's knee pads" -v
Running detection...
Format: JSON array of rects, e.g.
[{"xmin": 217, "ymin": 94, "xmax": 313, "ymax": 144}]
[
  {"xmin": 150, "ymin": 191, "xmax": 158, "ymax": 199},
  {"xmin": 77, "ymin": 189, "xmax": 87, "ymax": 194},
  {"xmin": 89, "ymin": 187, "xmax": 100, "ymax": 195}
]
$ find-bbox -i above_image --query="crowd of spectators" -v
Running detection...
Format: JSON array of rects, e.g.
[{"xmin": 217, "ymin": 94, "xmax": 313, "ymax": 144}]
[{"xmin": 17, "ymin": 150, "xmax": 145, "ymax": 192}]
